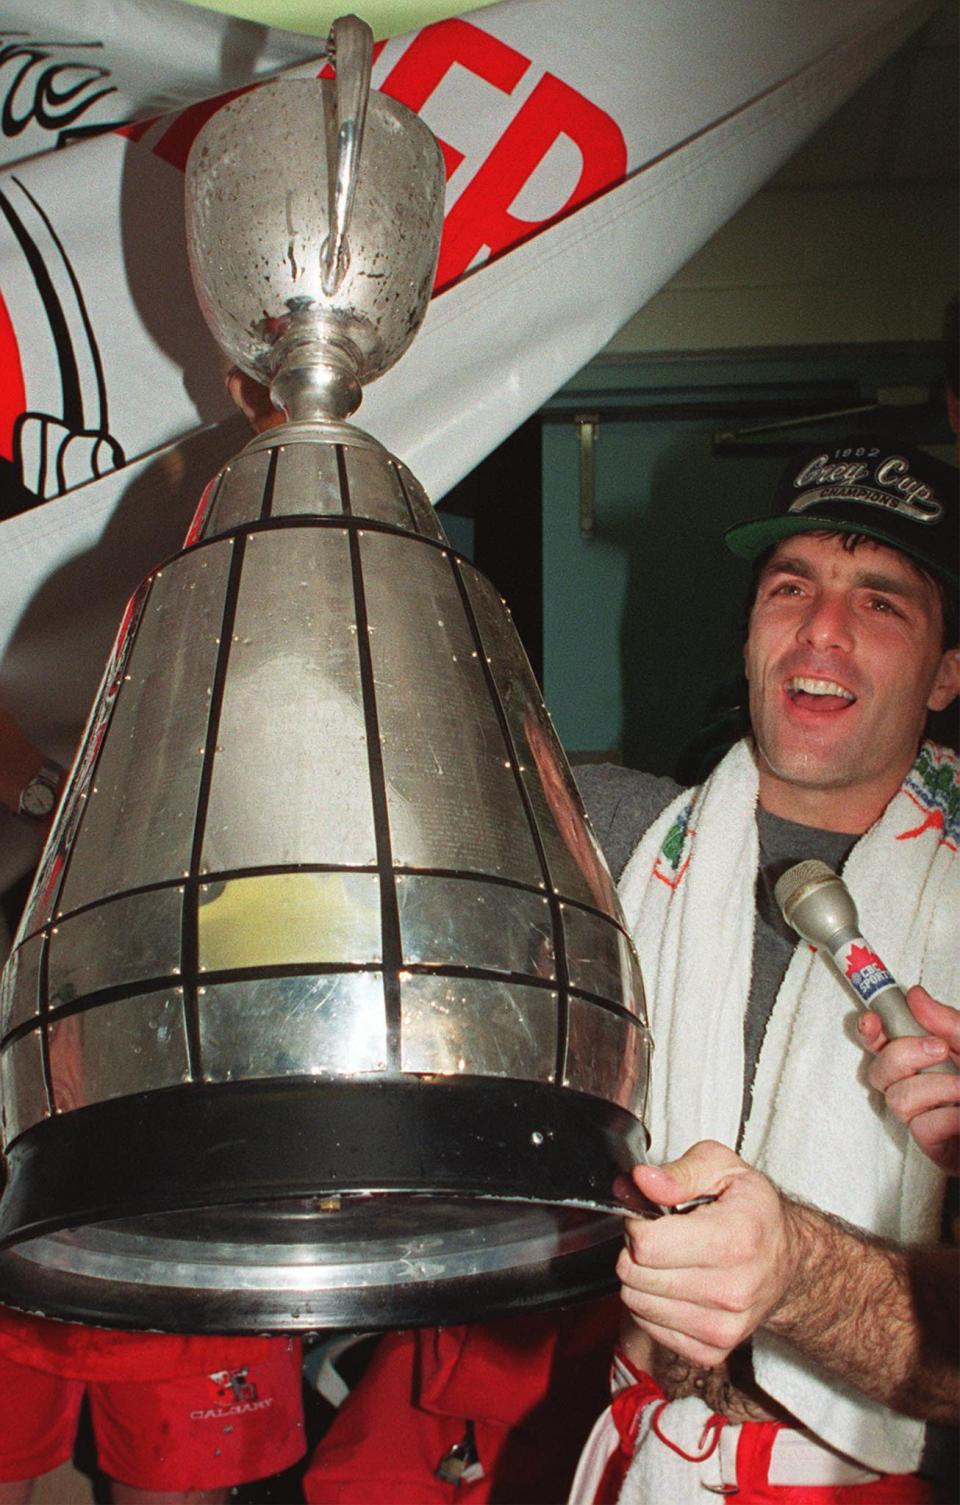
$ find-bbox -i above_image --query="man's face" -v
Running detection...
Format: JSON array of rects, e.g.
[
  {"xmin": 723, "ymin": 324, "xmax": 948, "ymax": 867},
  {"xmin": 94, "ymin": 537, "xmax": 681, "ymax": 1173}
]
[{"xmin": 744, "ymin": 533, "xmax": 959, "ymax": 830}]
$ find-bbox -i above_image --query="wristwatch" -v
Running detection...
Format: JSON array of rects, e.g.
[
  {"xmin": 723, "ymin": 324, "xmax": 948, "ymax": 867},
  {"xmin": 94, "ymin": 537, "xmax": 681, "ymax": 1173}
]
[{"xmin": 18, "ymin": 765, "xmax": 61, "ymax": 822}]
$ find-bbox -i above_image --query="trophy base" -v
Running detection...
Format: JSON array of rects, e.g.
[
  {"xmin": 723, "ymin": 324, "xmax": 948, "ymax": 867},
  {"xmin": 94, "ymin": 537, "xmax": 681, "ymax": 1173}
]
[{"xmin": 0, "ymin": 1077, "xmax": 652, "ymax": 1331}]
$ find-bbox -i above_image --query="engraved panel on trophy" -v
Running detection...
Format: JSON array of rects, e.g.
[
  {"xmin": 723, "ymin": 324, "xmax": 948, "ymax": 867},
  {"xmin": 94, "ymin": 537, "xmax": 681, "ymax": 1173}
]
[
  {"xmin": 0, "ymin": 933, "xmax": 43, "ymax": 1040},
  {"xmin": 459, "ymin": 564, "xmax": 619, "ymax": 915},
  {"xmin": 198, "ymin": 872, "xmax": 381, "ymax": 971},
  {"xmin": 202, "ymin": 528, "xmax": 376, "ymax": 871},
  {"xmin": 397, "ymin": 875, "xmax": 554, "ymax": 980},
  {"xmin": 400, "ymin": 975, "xmax": 557, "ymax": 1080},
  {"xmin": 48, "ymin": 887, "xmax": 184, "ymax": 1009},
  {"xmin": 47, "ymin": 993, "xmax": 190, "ymax": 1114},
  {"xmin": 343, "ymin": 445, "xmax": 415, "ymax": 531},
  {"xmin": 395, "ymin": 463, "xmax": 446, "ymax": 543},
  {"xmin": 59, "ymin": 543, "xmax": 232, "ymax": 914},
  {"xmin": 561, "ymin": 905, "xmax": 635, "ymax": 1004},
  {"xmin": 272, "ymin": 442, "xmax": 345, "ymax": 517},
  {"xmin": 0, "ymin": 1030, "xmax": 48, "ymax": 1143},
  {"xmin": 361, "ymin": 534, "xmax": 539, "ymax": 882},
  {"xmin": 199, "ymin": 450, "xmax": 272, "ymax": 538},
  {"xmin": 198, "ymin": 972, "xmax": 387, "ymax": 1079},
  {"xmin": 564, "ymin": 998, "xmax": 647, "ymax": 1113}
]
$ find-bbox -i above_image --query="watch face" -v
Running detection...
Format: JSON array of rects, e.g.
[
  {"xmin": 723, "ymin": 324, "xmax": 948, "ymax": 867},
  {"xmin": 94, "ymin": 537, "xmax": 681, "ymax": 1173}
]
[{"xmin": 20, "ymin": 777, "xmax": 56, "ymax": 818}]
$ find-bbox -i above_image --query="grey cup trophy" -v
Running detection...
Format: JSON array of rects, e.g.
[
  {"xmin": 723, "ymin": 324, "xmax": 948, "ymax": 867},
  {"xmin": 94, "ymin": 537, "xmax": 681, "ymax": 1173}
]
[{"xmin": 0, "ymin": 16, "xmax": 653, "ymax": 1332}]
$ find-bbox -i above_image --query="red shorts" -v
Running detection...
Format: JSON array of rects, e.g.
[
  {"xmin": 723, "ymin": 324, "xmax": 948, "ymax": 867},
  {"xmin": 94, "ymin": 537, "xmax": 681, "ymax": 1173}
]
[
  {"xmin": 0, "ymin": 1339, "xmax": 306, "ymax": 1491},
  {"xmin": 303, "ymin": 1300, "xmax": 621, "ymax": 1504}
]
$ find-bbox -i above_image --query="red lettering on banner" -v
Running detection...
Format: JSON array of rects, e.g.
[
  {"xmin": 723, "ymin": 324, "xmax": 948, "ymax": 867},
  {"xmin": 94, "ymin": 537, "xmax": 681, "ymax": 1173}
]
[
  {"xmin": 0, "ymin": 287, "xmax": 25, "ymax": 460},
  {"xmin": 381, "ymin": 20, "xmax": 529, "ymax": 179},
  {"xmin": 111, "ymin": 18, "xmax": 626, "ymax": 300},
  {"xmin": 434, "ymin": 71, "xmax": 627, "ymax": 292}
]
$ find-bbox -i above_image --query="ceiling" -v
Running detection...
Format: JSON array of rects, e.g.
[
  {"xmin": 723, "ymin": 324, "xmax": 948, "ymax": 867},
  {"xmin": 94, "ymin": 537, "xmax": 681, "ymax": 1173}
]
[
  {"xmin": 768, "ymin": 1, "xmax": 958, "ymax": 191},
  {"xmin": 604, "ymin": 2, "xmax": 958, "ymax": 360}
]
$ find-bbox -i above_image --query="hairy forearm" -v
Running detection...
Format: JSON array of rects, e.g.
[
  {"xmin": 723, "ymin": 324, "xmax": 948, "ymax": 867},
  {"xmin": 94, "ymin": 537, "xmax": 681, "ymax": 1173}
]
[{"xmin": 768, "ymin": 1200, "xmax": 959, "ymax": 1424}]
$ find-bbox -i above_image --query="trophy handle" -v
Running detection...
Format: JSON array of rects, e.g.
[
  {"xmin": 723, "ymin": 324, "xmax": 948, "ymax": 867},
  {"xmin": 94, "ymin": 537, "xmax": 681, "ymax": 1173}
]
[{"xmin": 321, "ymin": 13, "xmax": 374, "ymax": 296}]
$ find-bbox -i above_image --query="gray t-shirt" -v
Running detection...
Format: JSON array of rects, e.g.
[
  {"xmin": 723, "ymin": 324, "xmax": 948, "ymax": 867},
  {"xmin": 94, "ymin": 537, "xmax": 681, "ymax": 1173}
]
[{"xmin": 575, "ymin": 762, "xmax": 857, "ymax": 1140}]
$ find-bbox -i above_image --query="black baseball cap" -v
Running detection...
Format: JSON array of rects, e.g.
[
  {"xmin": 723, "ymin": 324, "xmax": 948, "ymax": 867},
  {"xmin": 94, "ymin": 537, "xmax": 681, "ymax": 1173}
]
[{"xmin": 724, "ymin": 441, "xmax": 959, "ymax": 594}]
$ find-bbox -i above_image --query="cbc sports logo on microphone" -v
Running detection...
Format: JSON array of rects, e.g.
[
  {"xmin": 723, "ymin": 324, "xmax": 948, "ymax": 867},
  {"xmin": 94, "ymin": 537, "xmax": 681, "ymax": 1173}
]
[{"xmin": 841, "ymin": 942, "xmax": 896, "ymax": 1006}]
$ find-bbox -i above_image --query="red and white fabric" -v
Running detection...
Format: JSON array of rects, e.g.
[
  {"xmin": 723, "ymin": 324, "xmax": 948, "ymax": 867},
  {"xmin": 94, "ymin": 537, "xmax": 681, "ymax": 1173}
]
[{"xmin": 570, "ymin": 1357, "xmax": 949, "ymax": 1505}]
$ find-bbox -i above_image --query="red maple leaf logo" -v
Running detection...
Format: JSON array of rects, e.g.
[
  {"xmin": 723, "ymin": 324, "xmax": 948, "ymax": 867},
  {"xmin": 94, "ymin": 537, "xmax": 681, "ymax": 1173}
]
[{"xmin": 845, "ymin": 943, "xmax": 879, "ymax": 979}]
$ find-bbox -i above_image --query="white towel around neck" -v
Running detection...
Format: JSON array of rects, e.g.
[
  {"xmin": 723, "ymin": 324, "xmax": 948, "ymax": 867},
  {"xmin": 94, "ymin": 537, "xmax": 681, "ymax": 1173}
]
[{"xmin": 616, "ymin": 738, "xmax": 957, "ymax": 1476}]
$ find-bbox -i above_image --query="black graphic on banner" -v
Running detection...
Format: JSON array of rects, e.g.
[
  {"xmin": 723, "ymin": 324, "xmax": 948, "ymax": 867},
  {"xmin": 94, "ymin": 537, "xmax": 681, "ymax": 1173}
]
[
  {"xmin": 0, "ymin": 32, "xmax": 123, "ymax": 149},
  {"xmin": 0, "ymin": 176, "xmax": 124, "ymax": 516}
]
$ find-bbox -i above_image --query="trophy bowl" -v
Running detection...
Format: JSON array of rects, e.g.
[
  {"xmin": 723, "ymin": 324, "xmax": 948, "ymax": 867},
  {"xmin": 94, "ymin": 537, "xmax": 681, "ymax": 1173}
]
[{"xmin": 185, "ymin": 71, "xmax": 445, "ymax": 416}]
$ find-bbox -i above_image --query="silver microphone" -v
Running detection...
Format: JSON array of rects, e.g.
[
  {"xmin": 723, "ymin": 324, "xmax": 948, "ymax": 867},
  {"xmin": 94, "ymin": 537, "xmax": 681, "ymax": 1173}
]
[{"xmin": 774, "ymin": 859, "xmax": 955, "ymax": 1076}]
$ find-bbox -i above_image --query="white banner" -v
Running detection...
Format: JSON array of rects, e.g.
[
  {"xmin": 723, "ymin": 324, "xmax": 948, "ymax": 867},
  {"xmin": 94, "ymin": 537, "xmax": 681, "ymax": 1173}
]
[
  {"xmin": 0, "ymin": 0, "xmax": 328, "ymax": 164},
  {"xmin": 0, "ymin": 0, "xmax": 937, "ymax": 768}
]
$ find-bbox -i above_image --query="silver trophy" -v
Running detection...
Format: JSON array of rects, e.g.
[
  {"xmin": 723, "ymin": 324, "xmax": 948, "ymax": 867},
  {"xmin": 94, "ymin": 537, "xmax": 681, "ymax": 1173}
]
[{"xmin": 0, "ymin": 17, "xmax": 653, "ymax": 1332}]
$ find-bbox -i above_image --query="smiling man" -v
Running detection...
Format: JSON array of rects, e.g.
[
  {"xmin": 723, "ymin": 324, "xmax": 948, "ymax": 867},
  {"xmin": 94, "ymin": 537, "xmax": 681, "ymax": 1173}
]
[
  {"xmin": 570, "ymin": 440, "xmax": 959, "ymax": 1505},
  {"xmin": 743, "ymin": 530, "xmax": 956, "ymax": 834}
]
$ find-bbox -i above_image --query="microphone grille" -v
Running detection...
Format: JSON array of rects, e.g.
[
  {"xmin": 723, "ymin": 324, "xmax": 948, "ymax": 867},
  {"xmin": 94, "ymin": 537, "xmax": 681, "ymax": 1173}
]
[{"xmin": 773, "ymin": 858, "xmax": 837, "ymax": 921}]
